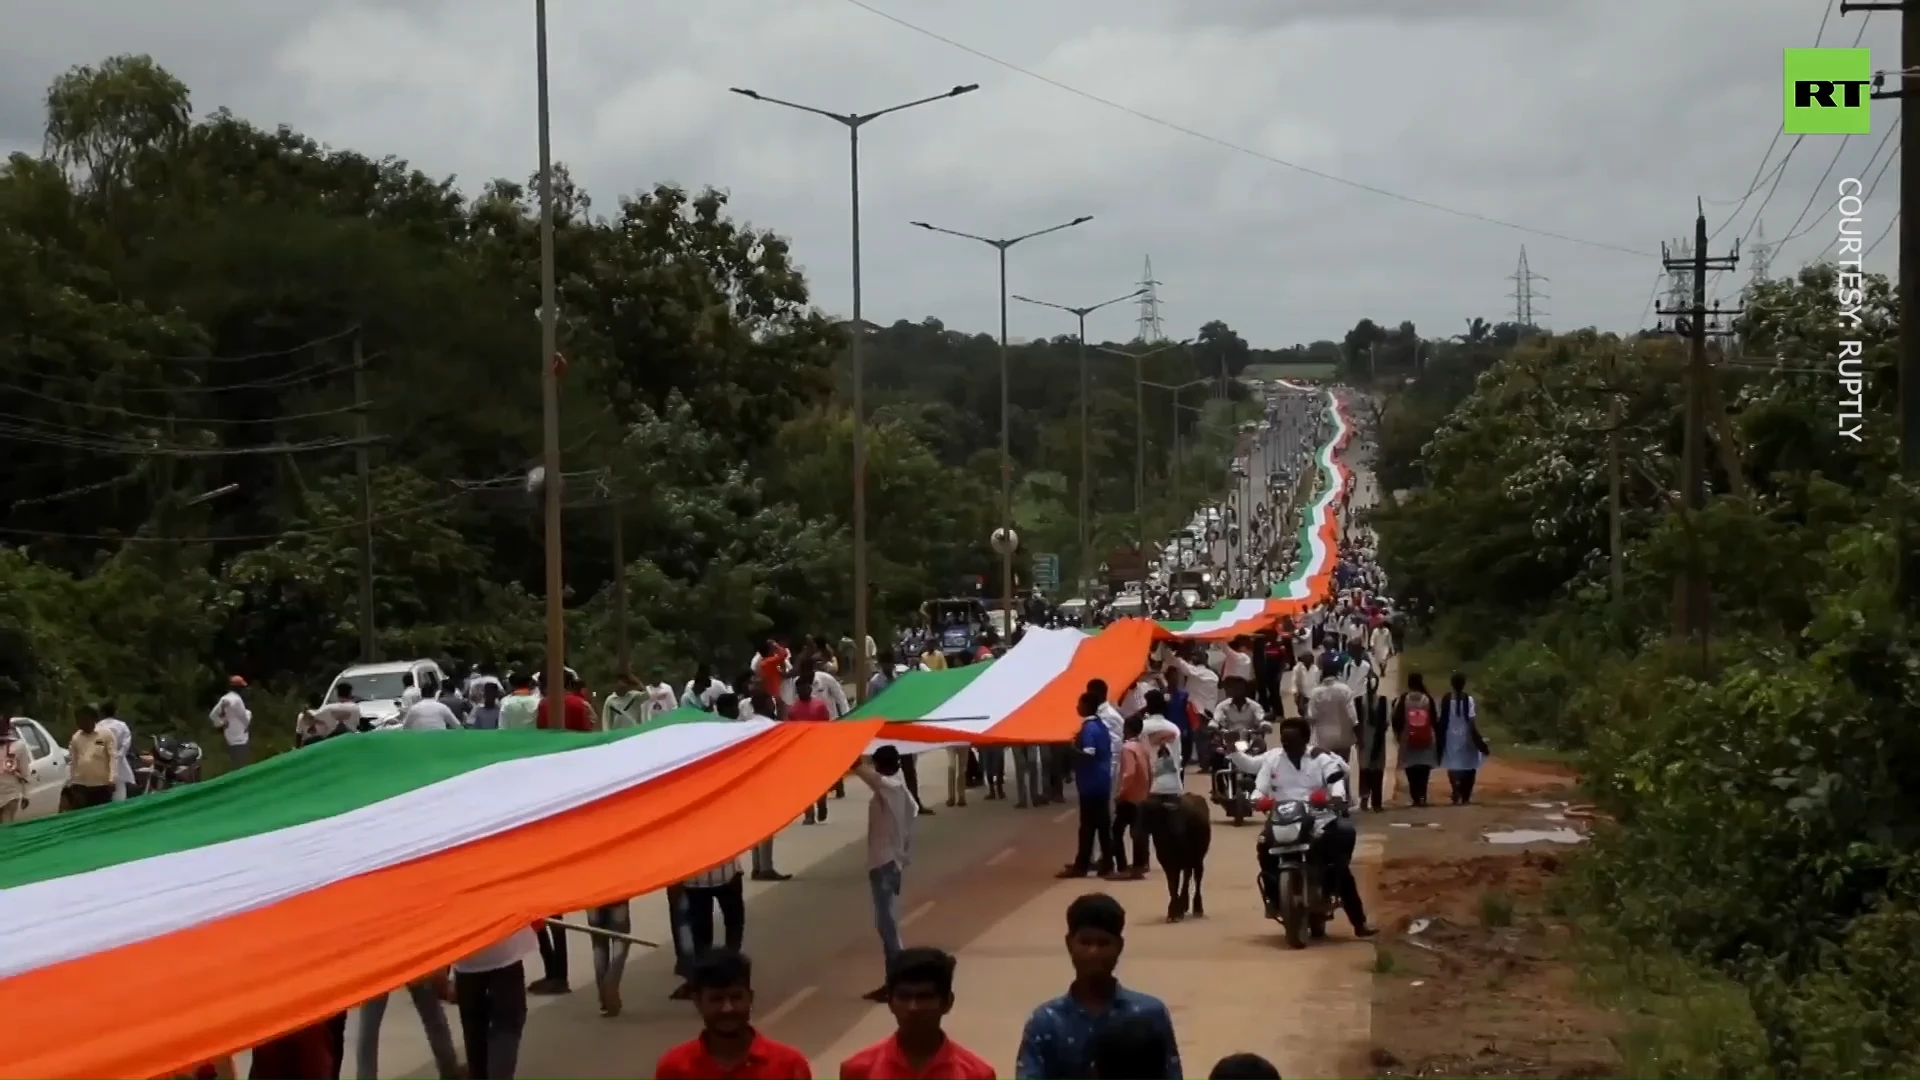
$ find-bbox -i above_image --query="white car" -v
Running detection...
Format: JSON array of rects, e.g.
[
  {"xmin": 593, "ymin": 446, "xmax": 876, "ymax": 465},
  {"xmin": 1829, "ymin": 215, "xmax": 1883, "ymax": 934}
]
[
  {"xmin": 323, "ymin": 659, "xmax": 451, "ymax": 728},
  {"xmin": 7, "ymin": 717, "xmax": 71, "ymax": 822}
]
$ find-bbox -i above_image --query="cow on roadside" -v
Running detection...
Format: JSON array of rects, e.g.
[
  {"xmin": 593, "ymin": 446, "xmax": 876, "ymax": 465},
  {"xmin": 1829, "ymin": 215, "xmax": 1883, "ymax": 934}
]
[{"xmin": 1146, "ymin": 791, "xmax": 1212, "ymax": 921}]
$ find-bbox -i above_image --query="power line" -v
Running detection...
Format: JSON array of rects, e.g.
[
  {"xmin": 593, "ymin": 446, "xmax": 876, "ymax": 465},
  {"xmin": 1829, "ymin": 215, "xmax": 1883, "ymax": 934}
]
[
  {"xmin": 15, "ymin": 356, "xmax": 362, "ymax": 395},
  {"xmin": 1732, "ymin": 8, "xmax": 1874, "ymax": 253},
  {"xmin": 1, "ymin": 382, "xmax": 368, "ymax": 425},
  {"xmin": 0, "ymin": 491, "xmax": 470, "ymax": 544},
  {"xmin": 1774, "ymin": 127, "xmax": 1865, "ymax": 245},
  {"xmin": 142, "ymin": 325, "xmax": 362, "ymax": 364},
  {"xmin": 1866, "ymin": 211, "xmax": 1899, "ymax": 256},
  {"xmin": 1706, "ymin": 0, "xmax": 1838, "ymax": 238},
  {"xmin": 1634, "ymin": 272, "xmax": 1667, "ymax": 329},
  {"xmin": 1776, "ymin": 122, "xmax": 1899, "ymax": 248},
  {"xmin": 0, "ymin": 420, "xmax": 377, "ymax": 457},
  {"xmin": 841, "ymin": 0, "xmax": 1653, "ymax": 258}
]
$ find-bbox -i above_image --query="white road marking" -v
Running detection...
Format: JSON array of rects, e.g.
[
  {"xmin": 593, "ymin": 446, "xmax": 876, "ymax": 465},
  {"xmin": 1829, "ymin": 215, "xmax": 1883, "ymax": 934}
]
[
  {"xmin": 900, "ymin": 900, "xmax": 936, "ymax": 928},
  {"xmin": 760, "ymin": 985, "xmax": 817, "ymax": 1027},
  {"xmin": 985, "ymin": 845, "xmax": 1016, "ymax": 867},
  {"xmin": 1052, "ymin": 808, "xmax": 1076, "ymax": 824}
]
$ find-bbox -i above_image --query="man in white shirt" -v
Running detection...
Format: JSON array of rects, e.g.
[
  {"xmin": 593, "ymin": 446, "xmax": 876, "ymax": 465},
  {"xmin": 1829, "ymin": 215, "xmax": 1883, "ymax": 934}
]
[
  {"xmin": 401, "ymin": 694, "xmax": 462, "ymax": 730},
  {"xmin": 781, "ymin": 661, "xmax": 850, "ymax": 718},
  {"xmin": 209, "ymin": 675, "xmax": 252, "ymax": 768},
  {"xmin": 398, "ymin": 673, "xmax": 422, "ymax": 710},
  {"xmin": 850, "ymin": 746, "xmax": 917, "ymax": 1003},
  {"xmin": 1248, "ymin": 716, "xmax": 1375, "ymax": 937},
  {"xmin": 95, "ymin": 702, "xmax": 133, "ymax": 801},
  {"xmin": 450, "ymin": 925, "xmax": 535, "ymax": 1078},
  {"xmin": 1171, "ymin": 649, "xmax": 1220, "ymax": 720},
  {"xmin": 299, "ymin": 685, "xmax": 363, "ymax": 744},
  {"xmin": 681, "ymin": 665, "xmax": 729, "ymax": 711},
  {"xmin": 1222, "ymin": 636, "xmax": 1256, "ymax": 687},
  {"xmin": 1369, "ymin": 621, "xmax": 1395, "ymax": 662},
  {"xmin": 601, "ymin": 673, "xmax": 645, "ymax": 730},
  {"xmin": 1306, "ymin": 662, "xmax": 1362, "ymax": 767}
]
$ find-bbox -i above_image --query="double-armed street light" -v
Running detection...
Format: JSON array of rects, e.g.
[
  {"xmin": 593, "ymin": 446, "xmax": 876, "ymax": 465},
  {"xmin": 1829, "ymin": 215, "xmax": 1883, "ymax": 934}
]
[
  {"xmin": 1090, "ymin": 340, "xmax": 1189, "ymax": 558},
  {"xmin": 1143, "ymin": 377, "xmax": 1211, "ymax": 527},
  {"xmin": 911, "ymin": 215, "xmax": 1094, "ymax": 634},
  {"xmin": 728, "ymin": 82, "xmax": 978, "ymax": 700},
  {"xmin": 1010, "ymin": 288, "xmax": 1143, "ymax": 599}
]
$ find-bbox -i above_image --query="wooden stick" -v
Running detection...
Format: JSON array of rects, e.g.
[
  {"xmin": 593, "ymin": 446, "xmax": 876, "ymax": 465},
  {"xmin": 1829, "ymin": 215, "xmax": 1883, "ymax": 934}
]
[{"xmin": 543, "ymin": 917, "xmax": 660, "ymax": 949}]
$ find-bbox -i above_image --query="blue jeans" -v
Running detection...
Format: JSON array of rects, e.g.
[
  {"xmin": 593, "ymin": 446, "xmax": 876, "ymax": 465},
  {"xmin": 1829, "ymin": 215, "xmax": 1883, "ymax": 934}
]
[{"xmin": 868, "ymin": 861, "xmax": 904, "ymax": 974}]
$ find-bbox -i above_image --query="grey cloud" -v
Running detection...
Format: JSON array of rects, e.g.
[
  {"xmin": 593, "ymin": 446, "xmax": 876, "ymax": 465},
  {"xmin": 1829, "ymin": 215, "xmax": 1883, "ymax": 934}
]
[{"xmin": 0, "ymin": 0, "xmax": 1898, "ymax": 345}]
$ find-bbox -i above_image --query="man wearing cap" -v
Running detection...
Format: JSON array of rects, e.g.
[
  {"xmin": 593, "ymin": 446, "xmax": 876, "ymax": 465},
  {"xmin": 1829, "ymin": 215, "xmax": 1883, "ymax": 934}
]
[{"xmin": 209, "ymin": 675, "xmax": 253, "ymax": 769}]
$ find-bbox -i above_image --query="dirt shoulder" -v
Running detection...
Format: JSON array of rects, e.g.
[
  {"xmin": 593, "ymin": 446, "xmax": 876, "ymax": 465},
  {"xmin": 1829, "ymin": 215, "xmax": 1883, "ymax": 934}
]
[{"xmin": 1364, "ymin": 756, "xmax": 1622, "ymax": 1079}]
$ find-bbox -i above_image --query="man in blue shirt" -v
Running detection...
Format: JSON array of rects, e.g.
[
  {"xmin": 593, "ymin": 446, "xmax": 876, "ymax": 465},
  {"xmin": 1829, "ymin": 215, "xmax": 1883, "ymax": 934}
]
[
  {"xmin": 1058, "ymin": 692, "xmax": 1117, "ymax": 878},
  {"xmin": 1015, "ymin": 892, "xmax": 1182, "ymax": 1079}
]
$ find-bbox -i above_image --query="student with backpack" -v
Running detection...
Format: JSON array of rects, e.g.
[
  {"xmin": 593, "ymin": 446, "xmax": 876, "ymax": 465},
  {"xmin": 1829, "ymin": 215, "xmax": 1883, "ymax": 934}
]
[
  {"xmin": 1391, "ymin": 672, "xmax": 1441, "ymax": 807},
  {"xmin": 1438, "ymin": 672, "xmax": 1492, "ymax": 805}
]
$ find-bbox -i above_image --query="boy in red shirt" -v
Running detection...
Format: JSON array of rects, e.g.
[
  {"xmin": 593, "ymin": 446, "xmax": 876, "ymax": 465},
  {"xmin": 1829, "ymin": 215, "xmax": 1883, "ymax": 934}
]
[
  {"xmin": 654, "ymin": 949, "xmax": 811, "ymax": 1080},
  {"xmin": 536, "ymin": 672, "xmax": 595, "ymax": 731},
  {"xmin": 839, "ymin": 947, "xmax": 996, "ymax": 1079}
]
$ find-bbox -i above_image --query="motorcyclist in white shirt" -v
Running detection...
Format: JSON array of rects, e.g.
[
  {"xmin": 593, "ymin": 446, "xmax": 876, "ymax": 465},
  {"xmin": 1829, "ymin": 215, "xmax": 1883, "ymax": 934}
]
[{"xmin": 1240, "ymin": 717, "xmax": 1376, "ymax": 937}]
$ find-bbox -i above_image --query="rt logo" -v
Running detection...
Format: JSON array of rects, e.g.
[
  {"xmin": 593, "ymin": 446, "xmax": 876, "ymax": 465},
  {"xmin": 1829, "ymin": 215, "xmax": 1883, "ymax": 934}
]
[{"xmin": 1784, "ymin": 48, "xmax": 1872, "ymax": 134}]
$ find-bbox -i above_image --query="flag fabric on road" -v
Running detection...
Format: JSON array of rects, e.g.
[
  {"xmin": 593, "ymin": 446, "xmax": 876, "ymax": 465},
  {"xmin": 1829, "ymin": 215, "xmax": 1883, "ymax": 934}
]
[{"xmin": 0, "ymin": 715, "xmax": 882, "ymax": 1079}]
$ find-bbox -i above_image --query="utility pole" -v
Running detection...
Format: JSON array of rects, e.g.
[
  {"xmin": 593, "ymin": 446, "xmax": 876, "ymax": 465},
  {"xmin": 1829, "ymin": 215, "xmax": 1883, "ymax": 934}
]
[
  {"xmin": 1855, "ymin": 0, "xmax": 1920, "ymax": 601},
  {"xmin": 1605, "ymin": 353, "xmax": 1625, "ymax": 612},
  {"xmin": 610, "ymin": 479, "xmax": 629, "ymax": 676},
  {"xmin": 353, "ymin": 330, "xmax": 376, "ymax": 663},
  {"xmin": 1906, "ymin": 0, "xmax": 1920, "ymax": 605},
  {"xmin": 535, "ymin": 0, "xmax": 567, "ymax": 708},
  {"xmin": 1655, "ymin": 200, "xmax": 1740, "ymax": 651},
  {"xmin": 1135, "ymin": 350, "xmax": 1146, "ymax": 555}
]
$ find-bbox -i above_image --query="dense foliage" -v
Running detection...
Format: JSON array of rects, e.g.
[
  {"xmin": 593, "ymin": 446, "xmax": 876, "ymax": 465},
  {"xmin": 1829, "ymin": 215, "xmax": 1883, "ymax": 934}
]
[
  {"xmin": 0, "ymin": 57, "xmax": 1288, "ymax": 741},
  {"xmin": 1373, "ymin": 263, "xmax": 1919, "ymax": 1076}
]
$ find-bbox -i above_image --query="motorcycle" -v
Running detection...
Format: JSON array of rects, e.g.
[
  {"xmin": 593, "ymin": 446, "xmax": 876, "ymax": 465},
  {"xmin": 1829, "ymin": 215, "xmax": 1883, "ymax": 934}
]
[
  {"xmin": 131, "ymin": 734, "xmax": 204, "ymax": 796},
  {"xmin": 1263, "ymin": 791, "xmax": 1342, "ymax": 949},
  {"xmin": 1209, "ymin": 726, "xmax": 1267, "ymax": 825}
]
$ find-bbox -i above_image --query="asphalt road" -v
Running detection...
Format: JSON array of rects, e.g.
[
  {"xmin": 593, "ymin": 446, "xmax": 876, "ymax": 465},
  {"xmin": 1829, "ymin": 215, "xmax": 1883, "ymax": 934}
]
[{"xmin": 359, "ymin": 738, "xmax": 1389, "ymax": 1079}]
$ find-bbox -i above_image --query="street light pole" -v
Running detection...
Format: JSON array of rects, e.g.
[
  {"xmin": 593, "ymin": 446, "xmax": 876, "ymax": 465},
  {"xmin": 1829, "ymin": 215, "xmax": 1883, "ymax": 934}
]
[
  {"xmin": 1143, "ymin": 377, "xmax": 1210, "ymax": 528},
  {"xmin": 1092, "ymin": 341, "xmax": 1186, "ymax": 560},
  {"xmin": 730, "ymin": 84, "xmax": 977, "ymax": 700},
  {"xmin": 911, "ymin": 215, "xmax": 1093, "ymax": 636},
  {"xmin": 1011, "ymin": 288, "xmax": 1142, "ymax": 598},
  {"xmin": 534, "ymin": 0, "xmax": 566, "ymax": 709}
]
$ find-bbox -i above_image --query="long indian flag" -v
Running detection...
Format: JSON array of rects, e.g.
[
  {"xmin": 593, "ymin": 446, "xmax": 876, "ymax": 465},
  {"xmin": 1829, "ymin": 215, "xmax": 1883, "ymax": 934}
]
[
  {"xmin": 864, "ymin": 388, "xmax": 1353, "ymax": 742},
  {"xmin": 0, "ymin": 715, "xmax": 881, "ymax": 1079},
  {"xmin": 1155, "ymin": 386, "xmax": 1350, "ymax": 639}
]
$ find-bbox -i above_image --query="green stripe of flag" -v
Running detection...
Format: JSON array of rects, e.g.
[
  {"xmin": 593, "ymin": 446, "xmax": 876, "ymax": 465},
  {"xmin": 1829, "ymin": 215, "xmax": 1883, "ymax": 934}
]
[{"xmin": 0, "ymin": 710, "xmax": 718, "ymax": 891}]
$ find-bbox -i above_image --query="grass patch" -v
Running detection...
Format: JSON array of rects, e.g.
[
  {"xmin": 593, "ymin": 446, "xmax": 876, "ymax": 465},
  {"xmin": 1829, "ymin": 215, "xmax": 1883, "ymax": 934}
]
[
  {"xmin": 1370, "ymin": 948, "xmax": 1398, "ymax": 975},
  {"xmin": 1478, "ymin": 889, "xmax": 1516, "ymax": 929},
  {"xmin": 1569, "ymin": 923, "xmax": 1770, "ymax": 1078}
]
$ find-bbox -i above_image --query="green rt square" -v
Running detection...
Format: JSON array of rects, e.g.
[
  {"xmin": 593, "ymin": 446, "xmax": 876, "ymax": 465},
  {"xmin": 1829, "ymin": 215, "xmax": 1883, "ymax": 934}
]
[{"xmin": 1785, "ymin": 48, "xmax": 1872, "ymax": 135}]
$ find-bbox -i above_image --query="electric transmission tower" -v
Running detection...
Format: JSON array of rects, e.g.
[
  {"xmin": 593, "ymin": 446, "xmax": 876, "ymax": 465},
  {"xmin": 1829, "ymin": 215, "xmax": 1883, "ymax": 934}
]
[
  {"xmin": 1658, "ymin": 236, "xmax": 1694, "ymax": 332},
  {"xmin": 1134, "ymin": 256, "xmax": 1165, "ymax": 343},
  {"xmin": 1746, "ymin": 220, "xmax": 1774, "ymax": 287},
  {"xmin": 1509, "ymin": 246, "xmax": 1549, "ymax": 328}
]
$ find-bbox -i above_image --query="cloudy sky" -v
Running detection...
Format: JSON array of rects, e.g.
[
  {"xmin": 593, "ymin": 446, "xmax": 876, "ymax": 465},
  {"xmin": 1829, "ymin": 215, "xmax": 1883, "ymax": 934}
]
[{"xmin": 0, "ymin": 0, "xmax": 1901, "ymax": 347}]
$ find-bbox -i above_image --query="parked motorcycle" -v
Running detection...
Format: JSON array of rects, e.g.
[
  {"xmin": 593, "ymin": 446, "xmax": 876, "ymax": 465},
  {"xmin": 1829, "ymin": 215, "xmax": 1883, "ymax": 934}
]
[
  {"xmin": 1263, "ymin": 792, "xmax": 1342, "ymax": 949},
  {"xmin": 1209, "ymin": 727, "xmax": 1266, "ymax": 825},
  {"xmin": 131, "ymin": 734, "xmax": 204, "ymax": 796}
]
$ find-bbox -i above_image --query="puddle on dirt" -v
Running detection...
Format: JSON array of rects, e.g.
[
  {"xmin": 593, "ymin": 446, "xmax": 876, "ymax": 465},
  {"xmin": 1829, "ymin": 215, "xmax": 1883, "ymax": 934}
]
[{"xmin": 1483, "ymin": 828, "xmax": 1587, "ymax": 845}]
